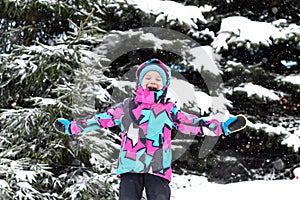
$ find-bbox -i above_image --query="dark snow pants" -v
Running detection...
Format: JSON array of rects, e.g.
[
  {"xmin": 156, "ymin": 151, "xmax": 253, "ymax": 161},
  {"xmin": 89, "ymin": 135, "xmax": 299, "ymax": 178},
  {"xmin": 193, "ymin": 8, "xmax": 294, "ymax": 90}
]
[{"xmin": 119, "ymin": 173, "xmax": 171, "ymax": 200}]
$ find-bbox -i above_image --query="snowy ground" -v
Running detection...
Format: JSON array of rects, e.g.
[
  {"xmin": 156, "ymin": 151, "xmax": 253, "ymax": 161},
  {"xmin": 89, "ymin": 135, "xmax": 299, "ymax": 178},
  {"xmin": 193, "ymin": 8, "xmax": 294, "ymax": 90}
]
[{"xmin": 170, "ymin": 174, "xmax": 298, "ymax": 200}]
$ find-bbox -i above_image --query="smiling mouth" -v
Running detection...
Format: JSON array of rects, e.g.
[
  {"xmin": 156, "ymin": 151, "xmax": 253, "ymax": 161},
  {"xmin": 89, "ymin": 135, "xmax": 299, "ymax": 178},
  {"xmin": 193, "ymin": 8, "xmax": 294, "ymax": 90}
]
[
  {"xmin": 147, "ymin": 84, "xmax": 158, "ymax": 89},
  {"xmin": 148, "ymin": 87, "xmax": 158, "ymax": 91}
]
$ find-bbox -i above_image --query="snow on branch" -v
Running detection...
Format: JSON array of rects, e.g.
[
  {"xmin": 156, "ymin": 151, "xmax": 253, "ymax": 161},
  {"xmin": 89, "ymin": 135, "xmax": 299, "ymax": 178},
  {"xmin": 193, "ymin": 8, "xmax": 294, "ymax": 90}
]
[
  {"xmin": 212, "ymin": 16, "xmax": 300, "ymax": 52},
  {"xmin": 113, "ymin": 0, "xmax": 211, "ymax": 28}
]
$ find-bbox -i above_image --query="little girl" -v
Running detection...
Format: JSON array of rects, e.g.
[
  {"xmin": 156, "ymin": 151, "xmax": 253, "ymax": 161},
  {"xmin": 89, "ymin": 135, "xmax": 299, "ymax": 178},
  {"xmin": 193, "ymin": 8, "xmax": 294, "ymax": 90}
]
[{"xmin": 55, "ymin": 58, "xmax": 241, "ymax": 200}]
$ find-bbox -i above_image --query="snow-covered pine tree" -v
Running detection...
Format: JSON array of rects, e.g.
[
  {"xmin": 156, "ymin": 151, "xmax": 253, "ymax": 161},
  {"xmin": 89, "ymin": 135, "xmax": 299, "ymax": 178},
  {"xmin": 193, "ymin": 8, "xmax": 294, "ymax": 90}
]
[
  {"xmin": 0, "ymin": 0, "xmax": 119, "ymax": 199},
  {"xmin": 207, "ymin": 0, "xmax": 300, "ymax": 182}
]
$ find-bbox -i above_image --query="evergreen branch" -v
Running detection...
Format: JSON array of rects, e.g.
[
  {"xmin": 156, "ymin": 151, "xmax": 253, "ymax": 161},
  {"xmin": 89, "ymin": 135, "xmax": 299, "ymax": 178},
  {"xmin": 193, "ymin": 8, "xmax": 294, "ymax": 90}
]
[{"xmin": 67, "ymin": 8, "xmax": 96, "ymax": 47}]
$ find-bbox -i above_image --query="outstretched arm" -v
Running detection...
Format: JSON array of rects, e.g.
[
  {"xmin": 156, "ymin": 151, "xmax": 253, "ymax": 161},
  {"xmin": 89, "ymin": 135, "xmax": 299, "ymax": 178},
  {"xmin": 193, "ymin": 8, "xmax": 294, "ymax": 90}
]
[
  {"xmin": 54, "ymin": 101, "xmax": 125, "ymax": 135},
  {"xmin": 170, "ymin": 105, "xmax": 223, "ymax": 136}
]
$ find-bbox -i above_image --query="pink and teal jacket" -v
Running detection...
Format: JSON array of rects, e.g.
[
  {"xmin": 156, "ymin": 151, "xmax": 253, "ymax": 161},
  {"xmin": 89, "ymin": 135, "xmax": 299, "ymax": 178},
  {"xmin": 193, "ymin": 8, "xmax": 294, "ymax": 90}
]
[{"xmin": 70, "ymin": 59, "xmax": 223, "ymax": 181}]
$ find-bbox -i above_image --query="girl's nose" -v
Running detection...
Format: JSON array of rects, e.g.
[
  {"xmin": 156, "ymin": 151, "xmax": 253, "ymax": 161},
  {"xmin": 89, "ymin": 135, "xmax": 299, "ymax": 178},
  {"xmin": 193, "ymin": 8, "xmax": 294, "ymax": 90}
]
[{"xmin": 149, "ymin": 79, "xmax": 156, "ymax": 84}]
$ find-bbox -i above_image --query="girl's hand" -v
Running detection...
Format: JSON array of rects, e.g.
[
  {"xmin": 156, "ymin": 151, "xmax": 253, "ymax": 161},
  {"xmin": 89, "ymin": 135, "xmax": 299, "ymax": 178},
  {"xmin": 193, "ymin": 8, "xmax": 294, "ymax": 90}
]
[{"xmin": 54, "ymin": 118, "xmax": 82, "ymax": 135}]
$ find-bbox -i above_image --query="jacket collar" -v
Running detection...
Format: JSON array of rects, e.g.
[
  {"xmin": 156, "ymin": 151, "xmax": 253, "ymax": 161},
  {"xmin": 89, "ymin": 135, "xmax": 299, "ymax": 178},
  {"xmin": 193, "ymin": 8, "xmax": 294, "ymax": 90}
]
[{"xmin": 134, "ymin": 86, "xmax": 167, "ymax": 104}]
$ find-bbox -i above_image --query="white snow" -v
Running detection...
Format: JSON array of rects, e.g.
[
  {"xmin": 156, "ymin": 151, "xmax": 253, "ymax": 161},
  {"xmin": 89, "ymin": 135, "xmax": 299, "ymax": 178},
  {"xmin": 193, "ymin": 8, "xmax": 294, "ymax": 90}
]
[
  {"xmin": 248, "ymin": 121, "xmax": 300, "ymax": 151},
  {"xmin": 0, "ymin": 179, "xmax": 9, "ymax": 189},
  {"xmin": 194, "ymin": 89, "xmax": 212, "ymax": 114},
  {"xmin": 190, "ymin": 46, "xmax": 223, "ymax": 76},
  {"xmin": 15, "ymin": 171, "xmax": 36, "ymax": 184},
  {"xmin": 170, "ymin": 173, "xmax": 299, "ymax": 199},
  {"xmin": 212, "ymin": 16, "xmax": 300, "ymax": 52},
  {"xmin": 293, "ymin": 167, "xmax": 300, "ymax": 179},
  {"xmin": 234, "ymin": 82, "xmax": 280, "ymax": 101},
  {"xmin": 279, "ymin": 74, "xmax": 300, "ymax": 85},
  {"xmin": 28, "ymin": 97, "xmax": 57, "ymax": 106},
  {"xmin": 122, "ymin": 0, "xmax": 209, "ymax": 28},
  {"xmin": 282, "ymin": 128, "xmax": 300, "ymax": 152}
]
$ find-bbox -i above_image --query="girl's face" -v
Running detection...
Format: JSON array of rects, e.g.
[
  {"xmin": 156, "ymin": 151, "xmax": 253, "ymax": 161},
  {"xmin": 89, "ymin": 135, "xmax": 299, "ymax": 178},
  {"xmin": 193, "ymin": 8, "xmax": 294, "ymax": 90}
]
[{"xmin": 141, "ymin": 70, "xmax": 163, "ymax": 90}]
